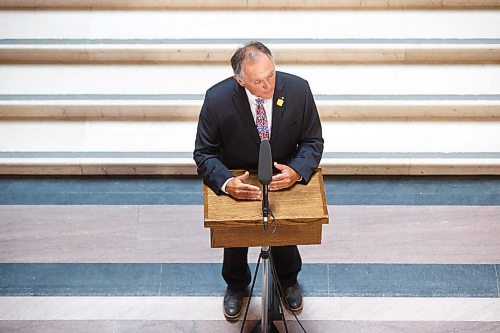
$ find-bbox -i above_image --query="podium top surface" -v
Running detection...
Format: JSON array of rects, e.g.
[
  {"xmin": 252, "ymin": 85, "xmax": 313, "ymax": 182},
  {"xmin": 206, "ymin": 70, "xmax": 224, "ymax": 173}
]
[{"xmin": 204, "ymin": 169, "xmax": 328, "ymax": 228}]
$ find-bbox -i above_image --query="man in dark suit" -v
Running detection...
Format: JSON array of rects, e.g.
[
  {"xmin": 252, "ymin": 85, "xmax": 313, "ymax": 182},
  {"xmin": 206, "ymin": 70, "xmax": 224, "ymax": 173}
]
[{"xmin": 193, "ymin": 41, "xmax": 323, "ymax": 320}]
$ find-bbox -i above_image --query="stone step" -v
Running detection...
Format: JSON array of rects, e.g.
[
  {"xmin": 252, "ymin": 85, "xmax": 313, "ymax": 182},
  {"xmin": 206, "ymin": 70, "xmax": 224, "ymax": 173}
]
[
  {"xmin": 1, "ymin": 95, "xmax": 499, "ymax": 120},
  {"xmin": 2, "ymin": 64, "xmax": 499, "ymax": 119},
  {"xmin": 1, "ymin": 120, "xmax": 499, "ymax": 175},
  {"xmin": 1, "ymin": 39, "xmax": 499, "ymax": 64},
  {"xmin": 1, "ymin": 0, "xmax": 499, "ymax": 9},
  {"xmin": 2, "ymin": 64, "xmax": 498, "ymax": 96},
  {"xmin": 2, "ymin": 152, "xmax": 499, "ymax": 175},
  {"xmin": 1, "ymin": 64, "xmax": 499, "ymax": 119},
  {"xmin": 2, "ymin": 10, "xmax": 498, "ymax": 40},
  {"xmin": 3, "ymin": 10, "xmax": 497, "ymax": 64}
]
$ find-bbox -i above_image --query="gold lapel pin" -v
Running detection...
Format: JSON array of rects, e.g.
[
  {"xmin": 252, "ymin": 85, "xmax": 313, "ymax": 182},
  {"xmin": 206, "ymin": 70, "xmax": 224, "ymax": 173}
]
[{"xmin": 276, "ymin": 97, "xmax": 284, "ymax": 107}]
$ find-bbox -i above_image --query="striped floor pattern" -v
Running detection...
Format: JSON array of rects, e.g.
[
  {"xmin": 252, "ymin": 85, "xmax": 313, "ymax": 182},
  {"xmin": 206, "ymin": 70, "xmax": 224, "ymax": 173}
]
[{"xmin": 0, "ymin": 175, "xmax": 499, "ymax": 332}]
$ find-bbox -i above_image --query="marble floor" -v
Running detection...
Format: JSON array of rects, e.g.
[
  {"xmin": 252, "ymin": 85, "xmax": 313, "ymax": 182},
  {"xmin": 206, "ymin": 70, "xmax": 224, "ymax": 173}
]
[{"xmin": 0, "ymin": 175, "xmax": 499, "ymax": 332}]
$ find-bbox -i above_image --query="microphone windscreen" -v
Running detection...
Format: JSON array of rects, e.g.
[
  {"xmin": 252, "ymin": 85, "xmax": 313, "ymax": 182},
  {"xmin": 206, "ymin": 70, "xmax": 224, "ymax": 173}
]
[{"xmin": 258, "ymin": 139, "xmax": 273, "ymax": 185}]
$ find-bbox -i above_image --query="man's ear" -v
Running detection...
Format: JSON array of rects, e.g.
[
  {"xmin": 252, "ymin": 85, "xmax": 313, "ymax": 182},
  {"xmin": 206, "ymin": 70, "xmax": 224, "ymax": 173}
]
[{"xmin": 234, "ymin": 75, "xmax": 245, "ymax": 87}]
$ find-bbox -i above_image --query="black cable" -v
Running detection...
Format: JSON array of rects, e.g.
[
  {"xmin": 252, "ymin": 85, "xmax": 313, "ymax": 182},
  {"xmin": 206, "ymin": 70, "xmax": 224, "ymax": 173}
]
[
  {"xmin": 269, "ymin": 252, "xmax": 289, "ymax": 333},
  {"xmin": 240, "ymin": 253, "xmax": 262, "ymax": 333},
  {"xmin": 264, "ymin": 207, "xmax": 277, "ymax": 233},
  {"xmin": 269, "ymin": 253, "xmax": 307, "ymax": 333}
]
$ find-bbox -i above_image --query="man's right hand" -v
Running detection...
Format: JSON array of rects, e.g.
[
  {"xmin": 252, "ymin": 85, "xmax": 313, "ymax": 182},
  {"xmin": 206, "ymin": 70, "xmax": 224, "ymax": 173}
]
[{"xmin": 225, "ymin": 171, "xmax": 261, "ymax": 200}]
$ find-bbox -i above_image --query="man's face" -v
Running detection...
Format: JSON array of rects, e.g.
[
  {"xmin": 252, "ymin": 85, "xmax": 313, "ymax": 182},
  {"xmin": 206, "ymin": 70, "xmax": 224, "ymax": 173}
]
[{"xmin": 236, "ymin": 52, "xmax": 276, "ymax": 100}]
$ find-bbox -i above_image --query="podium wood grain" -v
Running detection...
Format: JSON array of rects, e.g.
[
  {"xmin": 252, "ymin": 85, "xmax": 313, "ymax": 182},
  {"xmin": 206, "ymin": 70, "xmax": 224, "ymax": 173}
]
[{"xmin": 204, "ymin": 169, "xmax": 329, "ymax": 248}]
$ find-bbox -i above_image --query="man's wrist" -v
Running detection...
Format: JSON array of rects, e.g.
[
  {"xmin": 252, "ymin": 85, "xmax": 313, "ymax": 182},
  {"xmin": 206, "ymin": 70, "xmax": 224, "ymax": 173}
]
[
  {"xmin": 221, "ymin": 177, "xmax": 234, "ymax": 194},
  {"xmin": 291, "ymin": 167, "xmax": 302, "ymax": 183}
]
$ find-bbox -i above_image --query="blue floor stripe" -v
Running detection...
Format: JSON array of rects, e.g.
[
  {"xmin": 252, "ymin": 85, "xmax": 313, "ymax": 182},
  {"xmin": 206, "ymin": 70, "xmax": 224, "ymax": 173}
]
[
  {"xmin": 0, "ymin": 263, "xmax": 498, "ymax": 297},
  {"xmin": 1, "ymin": 176, "xmax": 500, "ymax": 205},
  {"xmin": 326, "ymin": 175, "xmax": 500, "ymax": 206}
]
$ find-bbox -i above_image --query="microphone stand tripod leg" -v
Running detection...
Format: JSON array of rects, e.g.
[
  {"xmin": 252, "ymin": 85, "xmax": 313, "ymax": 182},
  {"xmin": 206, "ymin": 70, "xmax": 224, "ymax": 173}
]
[{"xmin": 250, "ymin": 246, "xmax": 279, "ymax": 333}]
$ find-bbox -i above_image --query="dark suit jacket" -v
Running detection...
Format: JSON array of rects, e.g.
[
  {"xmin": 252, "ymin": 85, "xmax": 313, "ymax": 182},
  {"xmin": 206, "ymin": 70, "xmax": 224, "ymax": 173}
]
[{"xmin": 193, "ymin": 71, "xmax": 324, "ymax": 195}]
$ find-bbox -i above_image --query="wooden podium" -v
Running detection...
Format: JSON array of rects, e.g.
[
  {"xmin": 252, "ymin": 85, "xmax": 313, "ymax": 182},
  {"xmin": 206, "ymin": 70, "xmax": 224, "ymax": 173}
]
[
  {"xmin": 204, "ymin": 168, "xmax": 328, "ymax": 332},
  {"xmin": 204, "ymin": 168, "xmax": 329, "ymax": 248}
]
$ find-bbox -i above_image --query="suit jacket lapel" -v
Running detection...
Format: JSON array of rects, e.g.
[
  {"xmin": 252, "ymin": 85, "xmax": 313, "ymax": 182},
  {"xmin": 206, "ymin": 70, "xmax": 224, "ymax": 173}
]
[
  {"xmin": 232, "ymin": 82, "xmax": 261, "ymax": 147},
  {"xmin": 271, "ymin": 72, "xmax": 286, "ymax": 149}
]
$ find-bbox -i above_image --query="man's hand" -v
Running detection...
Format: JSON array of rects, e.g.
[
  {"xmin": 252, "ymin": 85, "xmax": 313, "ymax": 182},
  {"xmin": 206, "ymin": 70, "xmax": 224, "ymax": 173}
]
[
  {"xmin": 269, "ymin": 162, "xmax": 300, "ymax": 191},
  {"xmin": 226, "ymin": 171, "xmax": 262, "ymax": 200}
]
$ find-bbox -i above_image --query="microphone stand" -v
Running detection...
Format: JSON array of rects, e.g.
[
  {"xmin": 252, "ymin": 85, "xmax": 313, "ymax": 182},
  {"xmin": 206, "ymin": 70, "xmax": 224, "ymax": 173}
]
[
  {"xmin": 250, "ymin": 183, "xmax": 280, "ymax": 333},
  {"xmin": 261, "ymin": 183, "xmax": 272, "ymax": 332}
]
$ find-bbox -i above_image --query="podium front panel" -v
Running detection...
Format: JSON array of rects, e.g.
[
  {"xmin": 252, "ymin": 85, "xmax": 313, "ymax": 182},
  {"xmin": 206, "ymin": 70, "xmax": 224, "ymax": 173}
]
[{"xmin": 210, "ymin": 223, "xmax": 323, "ymax": 248}]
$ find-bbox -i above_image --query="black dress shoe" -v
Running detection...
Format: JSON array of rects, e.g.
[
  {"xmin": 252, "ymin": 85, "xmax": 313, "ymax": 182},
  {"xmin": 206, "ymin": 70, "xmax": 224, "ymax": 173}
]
[
  {"xmin": 223, "ymin": 287, "xmax": 244, "ymax": 320},
  {"xmin": 284, "ymin": 282, "xmax": 303, "ymax": 312}
]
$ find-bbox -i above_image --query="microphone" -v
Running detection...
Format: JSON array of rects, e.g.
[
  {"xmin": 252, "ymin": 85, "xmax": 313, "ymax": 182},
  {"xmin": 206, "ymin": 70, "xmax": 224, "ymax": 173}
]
[
  {"xmin": 258, "ymin": 139, "xmax": 272, "ymax": 185},
  {"xmin": 258, "ymin": 139, "xmax": 272, "ymax": 231}
]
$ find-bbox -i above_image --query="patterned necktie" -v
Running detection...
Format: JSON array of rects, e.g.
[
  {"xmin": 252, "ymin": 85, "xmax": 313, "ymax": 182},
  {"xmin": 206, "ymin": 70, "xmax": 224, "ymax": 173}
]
[{"xmin": 255, "ymin": 98, "xmax": 270, "ymax": 140}]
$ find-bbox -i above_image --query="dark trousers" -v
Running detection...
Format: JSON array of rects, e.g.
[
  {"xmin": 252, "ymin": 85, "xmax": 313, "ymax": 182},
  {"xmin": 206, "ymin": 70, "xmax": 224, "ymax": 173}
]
[{"xmin": 222, "ymin": 245, "xmax": 302, "ymax": 291}]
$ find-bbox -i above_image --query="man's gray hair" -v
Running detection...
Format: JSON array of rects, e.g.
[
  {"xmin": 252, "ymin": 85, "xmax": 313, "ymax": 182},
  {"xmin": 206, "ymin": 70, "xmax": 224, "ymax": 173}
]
[{"xmin": 231, "ymin": 41, "xmax": 274, "ymax": 80}]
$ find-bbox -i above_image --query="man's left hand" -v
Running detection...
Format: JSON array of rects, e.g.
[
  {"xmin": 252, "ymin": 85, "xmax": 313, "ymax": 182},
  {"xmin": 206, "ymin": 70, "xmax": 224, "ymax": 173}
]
[{"xmin": 269, "ymin": 162, "xmax": 300, "ymax": 191}]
